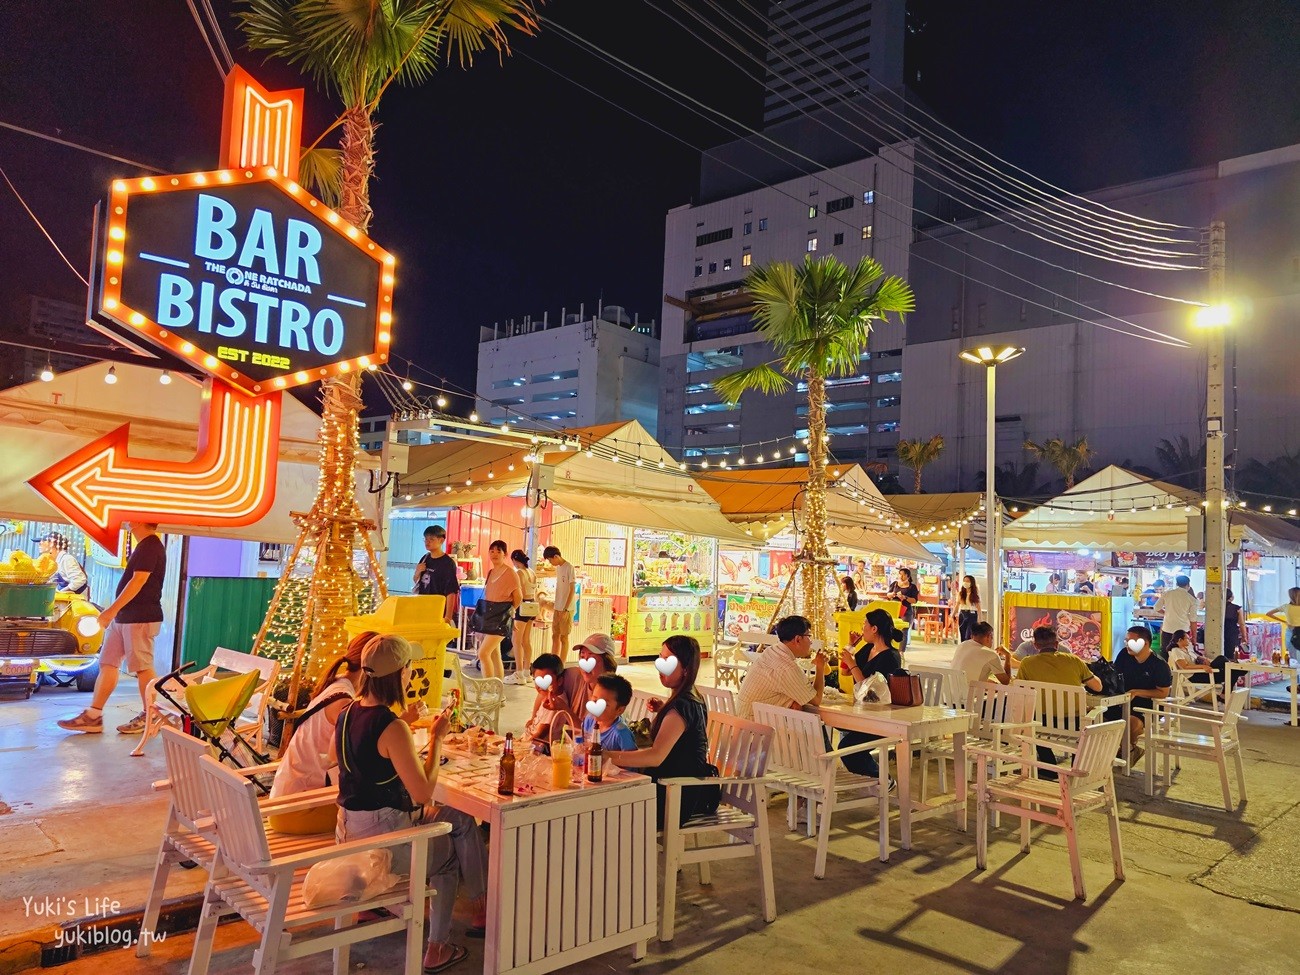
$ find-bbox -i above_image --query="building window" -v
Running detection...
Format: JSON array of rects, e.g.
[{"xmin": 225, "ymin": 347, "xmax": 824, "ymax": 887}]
[
  {"xmin": 861, "ymin": 225, "xmax": 873, "ymax": 239},
  {"xmin": 531, "ymin": 368, "xmax": 579, "ymax": 383},
  {"xmin": 807, "ymin": 237, "xmax": 818, "ymax": 252},
  {"xmin": 826, "ymin": 195, "xmax": 854, "ymax": 214},
  {"xmin": 863, "ymin": 190, "xmax": 875, "ymax": 205},
  {"xmin": 875, "ymin": 349, "xmax": 902, "ymax": 359},
  {"xmin": 694, "ymin": 265, "xmax": 702, "ymax": 278},
  {"xmin": 833, "ymin": 232, "xmax": 844, "ymax": 246},
  {"xmin": 708, "ymin": 261, "xmax": 717, "ymax": 274},
  {"xmin": 875, "ymin": 395, "xmax": 900, "ymax": 409},
  {"xmin": 723, "ymin": 258, "xmax": 732, "ymax": 271},
  {"xmin": 808, "ymin": 205, "xmax": 818, "ymax": 219},
  {"xmin": 743, "ymin": 221, "xmax": 752, "ymax": 235},
  {"xmin": 758, "ymin": 217, "xmax": 768, "ymax": 231},
  {"xmin": 695, "ymin": 227, "xmax": 733, "ymax": 247},
  {"xmin": 491, "ymin": 376, "xmax": 528, "ymax": 389},
  {"xmin": 742, "ymin": 252, "xmax": 752, "ymax": 267},
  {"xmin": 876, "ymin": 421, "xmax": 900, "ymax": 433},
  {"xmin": 876, "ymin": 370, "xmax": 902, "ymax": 384}
]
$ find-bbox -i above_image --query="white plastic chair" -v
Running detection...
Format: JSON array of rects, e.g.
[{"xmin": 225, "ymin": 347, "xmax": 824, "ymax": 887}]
[
  {"xmin": 624, "ymin": 689, "xmax": 660, "ymax": 726},
  {"xmin": 659, "ymin": 711, "xmax": 776, "ymax": 942},
  {"xmin": 752, "ymin": 703, "xmax": 900, "ymax": 876},
  {"xmin": 971, "ymin": 719, "xmax": 1127, "ymax": 900},
  {"xmin": 919, "ymin": 682, "xmax": 1035, "ymax": 803},
  {"xmin": 189, "ymin": 755, "xmax": 451, "ymax": 975},
  {"xmin": 712, "ymin": 642, "xmax": 747, "ymax": 690},
  {"xmin": 137, "ymin": 727, "xmax": 337, "ymax": 956},
  {"xmin": 699, "ymin": 684, "xmax": 736, "ymax": 715},
  {"xmin": 1145, "ymin": 686, "xmax": 1248, "ymax": 811},
  {"xmin": 446, "ymin": 653, "xmax": 505, "ymax": 732},
  {"xmin": 910, "ymin": 664, "xmax": 967, "ymax": 708}
]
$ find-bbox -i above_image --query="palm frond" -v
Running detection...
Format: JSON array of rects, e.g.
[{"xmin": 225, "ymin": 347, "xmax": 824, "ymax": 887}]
[
  {"xmin": 439, "ymin": 0, "xmax": 541, "ymax": 67},
  {"xmin": 713, "ymin": 363, "xmax": 791, "ymax": 405},
  {"xmin": 298, "ymin": 146, "xmax": 343, "ymax": 207}
]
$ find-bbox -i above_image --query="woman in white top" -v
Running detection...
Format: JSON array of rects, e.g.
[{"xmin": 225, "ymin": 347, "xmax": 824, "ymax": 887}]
[
  {"xmin": 509, "ymin": 549, "xmax": 538, "ymax": 684},
  {"xmin": 1267, "ymin": 587, "xmax": 1300, "ymax": 658},
  {"xmin": 267, "ymin": 630, "xmax": 375, "ymax": 833}
]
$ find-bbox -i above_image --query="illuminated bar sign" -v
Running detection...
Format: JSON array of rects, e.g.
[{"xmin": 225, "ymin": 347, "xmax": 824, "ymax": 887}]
[{"xmin": 95, "ymin": 168, "xmax": 395, "ymax": 396}]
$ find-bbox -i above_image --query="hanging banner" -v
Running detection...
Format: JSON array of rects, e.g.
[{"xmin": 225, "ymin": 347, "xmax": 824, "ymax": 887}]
[{"xmin": 1111, "ymin": 551, "xmax": 1241, "ymax": 570}]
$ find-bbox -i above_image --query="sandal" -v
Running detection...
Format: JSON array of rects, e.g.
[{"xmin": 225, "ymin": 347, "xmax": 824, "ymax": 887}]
[{"xmin": 424, "ymin": 944, "xmax": 469, "ymax": 973}]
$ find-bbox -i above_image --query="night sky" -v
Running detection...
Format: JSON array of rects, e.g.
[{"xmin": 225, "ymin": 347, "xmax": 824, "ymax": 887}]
[{"xmin": 2, "ymin": 0, "xmax": 1299, "ymax": 407}]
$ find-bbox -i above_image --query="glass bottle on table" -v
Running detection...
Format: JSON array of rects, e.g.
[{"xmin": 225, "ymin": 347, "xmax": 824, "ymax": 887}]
[
  {"xmin": 497, "ymin": 733, "xmax": 515, "ymax": 796},
  {"xmin": 587, "ymin": 731, "xmax": 603, "ymax": 783}
]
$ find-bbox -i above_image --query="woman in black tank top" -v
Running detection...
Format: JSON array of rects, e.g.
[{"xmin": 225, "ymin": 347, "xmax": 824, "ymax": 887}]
[{"xmin": 336, "ymin": 635, "xmax": 488, "ymax": 973}]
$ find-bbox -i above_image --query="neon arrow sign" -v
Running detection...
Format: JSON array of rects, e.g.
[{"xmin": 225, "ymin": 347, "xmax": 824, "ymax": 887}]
[{"xmin": 29, "ymin": 383, "xmax": 282, "ymax": 553}]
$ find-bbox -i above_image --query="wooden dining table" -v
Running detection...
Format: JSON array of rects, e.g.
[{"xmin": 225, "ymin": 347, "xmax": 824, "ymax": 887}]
[
  {"xmin": 818, "ymin": 702, "xmax": 973, "ymax": 849},
  {"xmin": 431, "ymin": 746, "xmax": 657, "ymax": 975}
]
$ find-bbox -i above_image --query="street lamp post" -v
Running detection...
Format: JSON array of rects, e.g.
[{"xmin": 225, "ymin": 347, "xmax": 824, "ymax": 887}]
[{"xmin": 959, "ymin": 345, "xmax": 1025, "ymax": 644}]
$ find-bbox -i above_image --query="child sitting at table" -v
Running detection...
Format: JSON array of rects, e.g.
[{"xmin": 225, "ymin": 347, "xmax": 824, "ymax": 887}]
[
  {"xmin": 524, "ymin": 653, "xmax": 569, "ymax": 745},
  {"xmin": 581, "ymin": 673, "xmax": 637, "ymax": 751}
]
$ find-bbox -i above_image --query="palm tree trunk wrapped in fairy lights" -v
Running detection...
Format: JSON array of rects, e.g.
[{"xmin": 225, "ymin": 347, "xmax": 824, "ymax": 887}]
[
  {"xmin": 239, "ymin": 0, "xmax": 541, "ymax": 718},
  {"xmin": 716, "ymin": 255, "xmax": 914, "ymax": 645}
]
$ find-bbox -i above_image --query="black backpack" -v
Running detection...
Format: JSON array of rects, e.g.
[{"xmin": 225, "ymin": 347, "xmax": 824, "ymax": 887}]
[{"xmin": 1087, "ymin": 658, "xmax": 1124, "ymax": 696}]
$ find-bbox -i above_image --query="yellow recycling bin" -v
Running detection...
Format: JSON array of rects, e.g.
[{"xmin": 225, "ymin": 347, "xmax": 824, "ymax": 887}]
[
  {"xmin": 833, "ymin": 600, "xmax": 906, "ymax": 650},
  {"xmin": 345, "ymin": 595, "xmax": 458, "ymax": 712}
]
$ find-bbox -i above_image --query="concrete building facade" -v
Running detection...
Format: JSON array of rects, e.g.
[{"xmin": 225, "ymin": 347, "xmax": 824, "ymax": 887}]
[
  {"xmin": 658, "ymin": 145, "xmax": 915, "ymax": 467},
  {"xmin": 900, "ymin": 143, "xmax": 1300, "ymax": 493},
  {"xmin": 476, "ymin": 305, "xmax": 660, "ymax": 435}
]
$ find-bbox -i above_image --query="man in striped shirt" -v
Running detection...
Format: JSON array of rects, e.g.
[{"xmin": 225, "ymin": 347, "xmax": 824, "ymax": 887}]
[{"xmin": 737, "ymin": 615, "xmax": 828, "ymax": 720}]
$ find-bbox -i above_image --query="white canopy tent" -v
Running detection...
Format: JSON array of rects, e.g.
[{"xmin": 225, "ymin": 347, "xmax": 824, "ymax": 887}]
[
  {"xmin": 0, "ymin": 361, "xmax": 372, "ymax": 543},
  {"xmin": 398, "ymin": 420, "xmax": 760, "ymax": 545}
]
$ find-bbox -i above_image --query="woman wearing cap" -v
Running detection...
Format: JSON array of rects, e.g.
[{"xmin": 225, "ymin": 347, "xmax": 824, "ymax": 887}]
[
  {"xmin": 267, "ymin": 630, "xmax": 375, "ymax": 834},
  {"xmin": 336, "ymin": 634, "xmax": 487, "ymax": 973},
  {"xmin": 39, "ymin": 532, "xmax": 88, "ymax": 596},
  {"xmin": 508, "ymin": 549, "xmax": 538, "ymax": 685},
  {"xmin": 560, "ymin": 633, "xmax": 619, "ymax": 724}
]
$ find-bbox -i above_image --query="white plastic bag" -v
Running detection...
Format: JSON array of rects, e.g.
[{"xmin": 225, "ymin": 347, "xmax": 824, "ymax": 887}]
[
  {"xmin": 855, "ymin": 672, "xmax": 891, "ymax": 706},
  {"xmin": 303, "ymin": 849, "xmax": 399, "ymax": 908}
]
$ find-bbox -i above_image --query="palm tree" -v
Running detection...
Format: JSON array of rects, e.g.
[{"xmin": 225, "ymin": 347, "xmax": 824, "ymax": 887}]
[
  {"xmin": 1237, "ymin": 449, "xmax": 1300, "ymax": 511},
  {"xmin": 973, "ymin": 461, "xmax": 1050, "ymax": 499},
  {"xmin": 239, "ymin": 0, "xmax": 539, "ymax": 687},
  {"xmin": 1155, "ymin": 435, "xmax": 1206, "ymax": 490},
  {"xmin": 896, "ymin": 434, "xmax": 945, "ymax": 493},
  {"xmin": 715, "ymin": 255, "xmax": 914, "ymax": 641},
  {"xmin": 1024, "ymin": 436, "xmax": 1095, "ymax": 489}
]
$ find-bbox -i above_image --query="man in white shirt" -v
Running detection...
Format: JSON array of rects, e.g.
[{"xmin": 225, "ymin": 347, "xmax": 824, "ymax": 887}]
[
  {"xmin": 1153, "ymin": 574, "xmax": 1198, "ymax": 654},
  {"xmin": 736, "ymin": 615, "xmax": 827, "ymax": 720},
  {"xmin": 544, "ymin": 546, "xmax": 575, "ymax": 661},
  {"xmin": 951, "ymin": 621, "xmax": 1013, "ymax": 693}
]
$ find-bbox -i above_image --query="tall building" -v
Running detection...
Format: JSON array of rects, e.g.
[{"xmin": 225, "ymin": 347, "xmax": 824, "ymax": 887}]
[
  {"xmin": 476, "ymin": 304, "xmax": 660, "ymax": 435},
  {"xmin": 901, "ymin": 142, "xmax": 1300, "ymax": 492},
  {"xmin": 762, "ymin": 0, "xmax": 907, "ymax": 128},
  {"xmin": 659, "ymin": 145, "xmax": 915, "ymax": 468}
]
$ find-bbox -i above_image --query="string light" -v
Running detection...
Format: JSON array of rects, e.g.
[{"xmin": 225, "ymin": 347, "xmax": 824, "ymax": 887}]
[
  {"xmin": 437, "ymin": 396, "xmax": 448, "ymax": 408},
  {"xmin": 40, "ymin": 363, "xmax": 54, "ymax": 382},
  {"xmin": 159, "ymin": 370, "xmax": 172, "ymax": 385},
  {"xmin": 104, "ymin": 365, "xmax": 117, "ymax": 385}
]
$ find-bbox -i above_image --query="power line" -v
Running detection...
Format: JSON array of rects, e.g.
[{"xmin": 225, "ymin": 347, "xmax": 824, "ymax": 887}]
[
  {"xmin": 747, "ymin": 0, "xmax": 1199, "ymax": 236},
  {"xmin": 0, "ymin": 120, "xmax": 164, "ymax": 172},
  {"xmin": 527, "ymin": 31, "xmax": 1191, "ymax": 348},
  {"xmin": 0, "ymin": 165, "xmax": 88, "ymax": 286},
  {"xmin": 184, "ymin": 0, "xmax": 230, "ymax": 78}
]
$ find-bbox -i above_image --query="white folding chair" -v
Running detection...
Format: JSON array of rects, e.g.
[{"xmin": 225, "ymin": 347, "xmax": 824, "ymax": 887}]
[
  {"xmin": 753, "ymin": 703, "xmax": 900, "ymax": 875},
  {"xmin": 624, "ymin": 689, "xmax": 660, "ymax": 726},
  {"xmin": 920, "ymin": 682, "xmax": 1035, "ymax": 804},
  {"xmin": 659, "ymin": 712, "xmax": 776, "ymax": 942},
  {"xmin": 971, "ymin": 720, "xmax": 1127, "ymax": 900},
  {"xmin": 1145, "ymin": 686, "xmax": 1248, "ymax": 811}
]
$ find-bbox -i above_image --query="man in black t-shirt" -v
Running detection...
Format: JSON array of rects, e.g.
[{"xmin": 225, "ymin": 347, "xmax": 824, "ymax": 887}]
[
  {"xmin": 57, "ymin": 522, "xmax": 167, "ymax": 737},
  {"xmin": 413, "ymin": 524, "xmax": 459, "ymax": 622},
  {"xmin": 1113, "ymin": 625, "xmax": 1172, "ymax": 759}
]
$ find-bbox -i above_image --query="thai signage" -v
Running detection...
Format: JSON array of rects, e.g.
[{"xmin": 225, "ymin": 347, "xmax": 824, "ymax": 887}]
[
  {"xmin": 95, "ymin": 171, "xmax": 394, "ymax": 396},
  {"xmin": 1111, "ymin": 551, "xmax": 1242, "ymax": 569}
]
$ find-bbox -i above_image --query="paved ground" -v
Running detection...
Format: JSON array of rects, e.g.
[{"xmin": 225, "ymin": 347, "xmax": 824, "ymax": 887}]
[{"xmin": 3, "ymin": 645, "xmax": 1300, "ymax": 974}]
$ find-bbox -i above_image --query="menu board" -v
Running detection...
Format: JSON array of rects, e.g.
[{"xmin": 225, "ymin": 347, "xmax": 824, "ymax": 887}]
[
  {"xmin": 723, "ymin": 593, "xmax": 781, "ymax": 641},
  {"xmin": 627, "ymin": 588, "xmax": 714, "ymax": 656},
  {"xmin": 583, "ymin": 536, "xmax": 628, "ymax": 568}
]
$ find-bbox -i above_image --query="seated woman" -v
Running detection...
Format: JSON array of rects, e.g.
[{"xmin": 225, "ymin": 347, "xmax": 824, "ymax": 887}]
[
  {"xmin": 336, "ymin": 634, "xmax": 487, "ymax": 973},
  {"xmin": 836, "ymin": 608, "xmax": 904, "ymax": 780},
  {"xmin": 267, "ymin": 629, "xmax": 375, "ymax": 834},
  {"xmin": 604, "ymin": 635, "xmax": 720, "ymax": 829},
  {"xmin": 1165, "ymin": 629, "xmax": 1228, "ymax": 689},
  {"xmin": 560, "ymin": 632, "xmax": 619, "ymax": 725}
]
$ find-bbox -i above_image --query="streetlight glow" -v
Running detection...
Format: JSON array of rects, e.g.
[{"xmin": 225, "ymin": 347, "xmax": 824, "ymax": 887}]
[
  {"xmin": 1192, "ymin": 303, "xmax": 1232, "ymax": 329},
  {"xmin": 959, "ymin": 344, "xmax": 1025, "ymax": 366}
]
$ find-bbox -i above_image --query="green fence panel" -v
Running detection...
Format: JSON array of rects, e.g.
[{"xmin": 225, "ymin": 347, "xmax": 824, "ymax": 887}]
[{"xmin": 181, "ymin": 577, "xmax": 278, "ymax": 668}]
